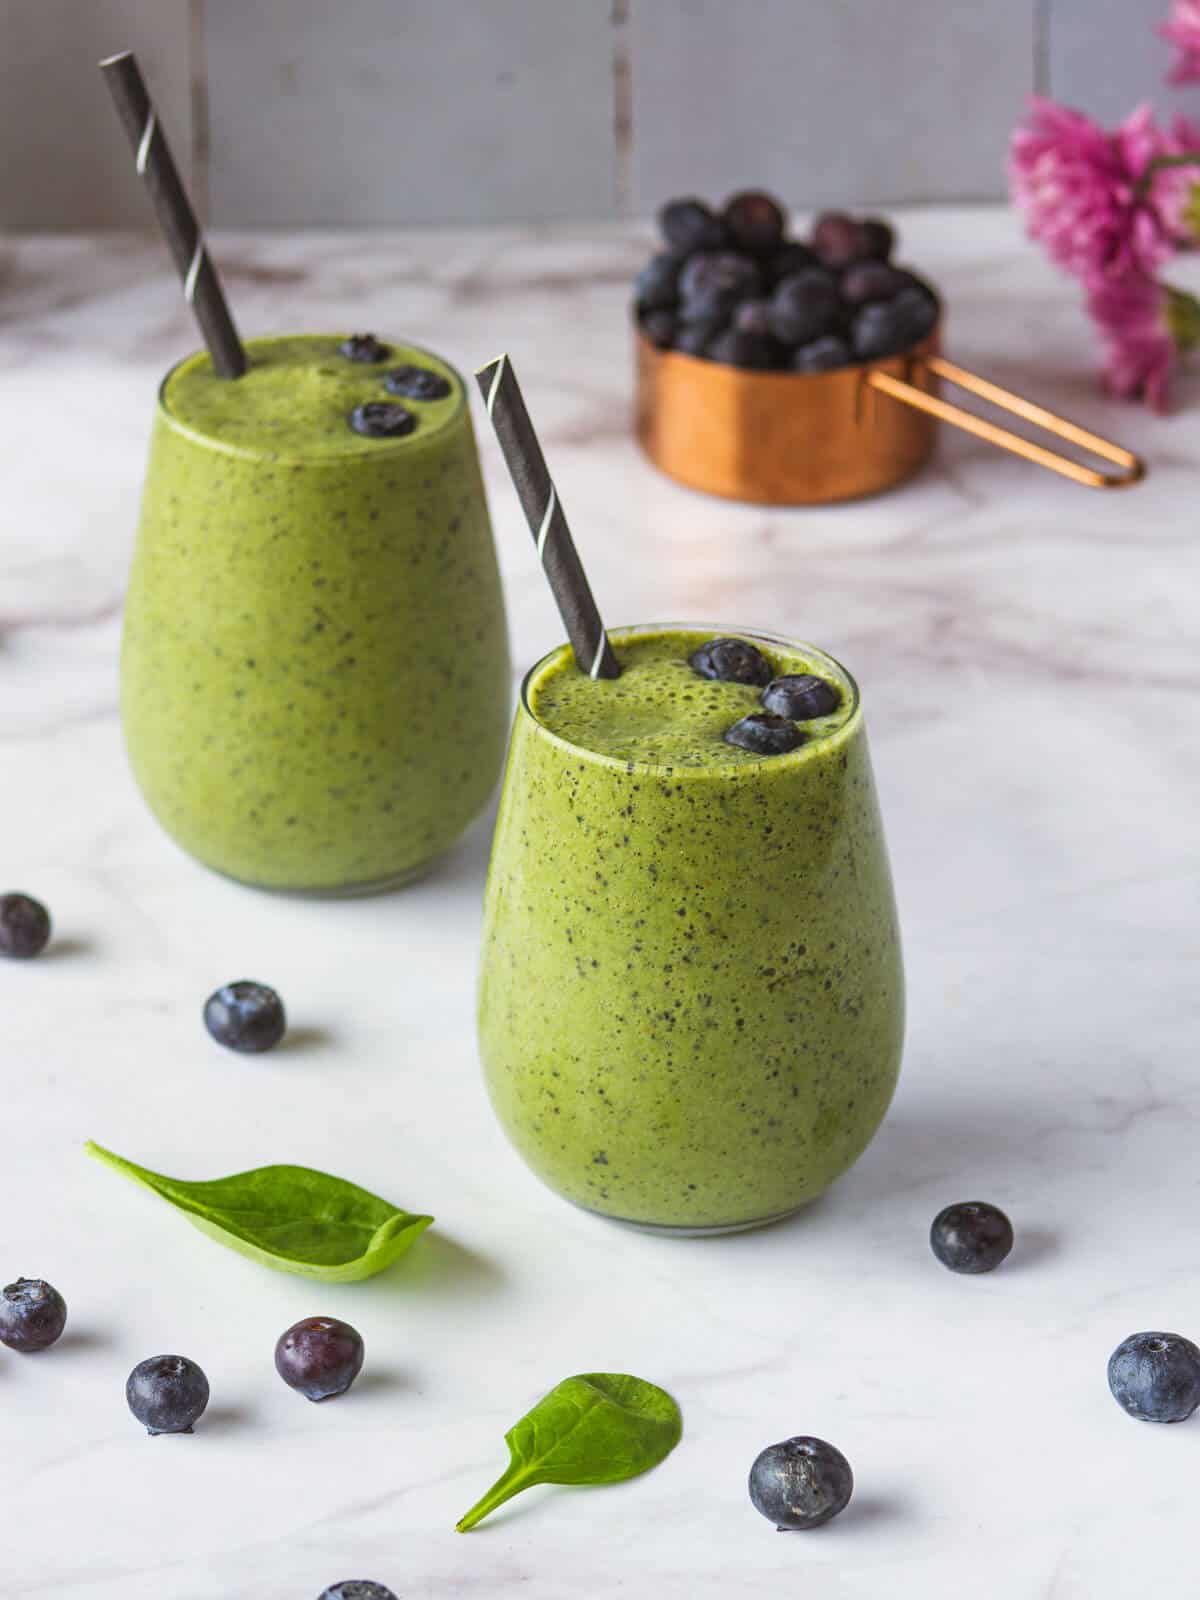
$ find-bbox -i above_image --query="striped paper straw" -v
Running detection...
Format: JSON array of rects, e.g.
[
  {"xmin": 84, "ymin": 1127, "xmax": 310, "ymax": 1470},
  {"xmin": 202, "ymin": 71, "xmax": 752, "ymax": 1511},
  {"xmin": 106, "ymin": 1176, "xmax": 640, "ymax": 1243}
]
[
  {"xmin": 100, "ymin": 51, "xmax": 246, "ymax": 379},
  {"xmin": 477, "ymin": 355, "xmax": 620, "ymax": 681}
]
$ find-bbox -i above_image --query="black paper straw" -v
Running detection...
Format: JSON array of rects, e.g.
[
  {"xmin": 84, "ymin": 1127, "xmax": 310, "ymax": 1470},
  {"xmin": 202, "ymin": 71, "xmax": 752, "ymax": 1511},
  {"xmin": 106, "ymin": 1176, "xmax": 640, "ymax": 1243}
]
[
  {"xmin": 100, "ymin": 50, "xmax": 246, "ymax": 379},
  {"xmin": 476, "ymin": 355, "xmax": 620, "ymax": 681}
]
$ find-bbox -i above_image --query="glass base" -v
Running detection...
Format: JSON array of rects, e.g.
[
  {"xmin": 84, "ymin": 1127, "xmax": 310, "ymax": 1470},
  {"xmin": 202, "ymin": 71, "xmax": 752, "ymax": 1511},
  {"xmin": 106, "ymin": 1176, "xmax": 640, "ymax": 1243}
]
[
  {"xmin": 571, "ymin": 1198, "xmax": 812, "ymax": 1238},
  {"xmin": 209, "ymin": 848, "xmax": 449, "ymax": 900}
]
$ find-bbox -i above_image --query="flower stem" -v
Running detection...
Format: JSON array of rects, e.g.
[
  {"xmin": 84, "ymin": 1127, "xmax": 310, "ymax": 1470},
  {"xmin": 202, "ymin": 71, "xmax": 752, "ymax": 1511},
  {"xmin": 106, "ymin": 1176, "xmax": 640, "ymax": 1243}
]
[{"xmin": 1136, "ymin": 153, "xmax": 1200, "ymax": 198}]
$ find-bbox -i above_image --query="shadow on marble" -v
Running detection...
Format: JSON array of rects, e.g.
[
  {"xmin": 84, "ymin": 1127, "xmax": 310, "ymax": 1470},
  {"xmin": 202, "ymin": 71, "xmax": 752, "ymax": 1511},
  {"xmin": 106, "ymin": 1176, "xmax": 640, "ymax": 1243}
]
[
  {"xmin": 428, "ymin": 796, "xmax": 501, "ymax": 897},
  {"xmin": 42, "ymin": 936, "xmax": 95, "ymax": 963},
  {"xmin": 278, "ymin": 1024, "xmax": 335, "ymax": 1056},
  {"xmin": 202, "ymin": 1404, "xmax": 254, "ymax": 1434},
  {"xmin": 346, "ymin": 1367, "xmax": 407, "ymax": 1399},
  {"xmin": 839, "ymin": 1491, "xmax": 910, "ymax": 1532},
  {"xmin": 1008, "ymin": 1224, "xmax": 1059, "ymax": 1273},
  {"xmin": 393, "ymin": 1231, "xmax": 505, "ymax": 1301},
  {"xmin": 53, "ymin": 1327, "xmax": 113, "ymax": 1355}
]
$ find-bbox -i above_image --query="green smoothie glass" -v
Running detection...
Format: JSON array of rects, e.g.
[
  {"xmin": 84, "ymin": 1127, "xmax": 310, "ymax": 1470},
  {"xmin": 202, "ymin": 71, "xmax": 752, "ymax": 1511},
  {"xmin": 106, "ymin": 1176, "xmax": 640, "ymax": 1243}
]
[
  {"xmin": 478, "ymin": 625, "xmax": 904, "ymax": 1234},
  {"xmin": 122, "ymin": 334, "xmax": 510, "ymax": 893}
]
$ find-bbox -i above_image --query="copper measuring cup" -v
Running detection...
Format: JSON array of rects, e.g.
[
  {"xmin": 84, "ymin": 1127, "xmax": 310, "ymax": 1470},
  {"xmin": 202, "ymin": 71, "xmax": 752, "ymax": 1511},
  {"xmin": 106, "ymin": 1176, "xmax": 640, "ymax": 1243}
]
[{"xmin": 634, "ymin": 318, "xmax": 1145, "ymax": 505}]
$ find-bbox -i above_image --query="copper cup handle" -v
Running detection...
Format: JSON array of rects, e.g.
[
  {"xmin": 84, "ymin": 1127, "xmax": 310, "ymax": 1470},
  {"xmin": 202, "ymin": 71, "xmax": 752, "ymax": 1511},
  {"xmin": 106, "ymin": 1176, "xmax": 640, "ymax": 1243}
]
[{"xmin": 867, "ymin": 353, "xmax": 1145, "ymax": 490}]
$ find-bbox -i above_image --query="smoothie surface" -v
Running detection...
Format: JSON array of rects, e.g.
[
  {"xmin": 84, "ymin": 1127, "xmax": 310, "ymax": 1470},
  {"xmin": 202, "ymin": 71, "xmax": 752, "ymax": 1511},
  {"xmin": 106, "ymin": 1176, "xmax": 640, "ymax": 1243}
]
[
  {"xmin": 527, "ymin": 627, "xmax": 855, "ymax": 768},
  {"xmin": 162, "ymin": 334, "xmax": 462, "ymax": 460}
]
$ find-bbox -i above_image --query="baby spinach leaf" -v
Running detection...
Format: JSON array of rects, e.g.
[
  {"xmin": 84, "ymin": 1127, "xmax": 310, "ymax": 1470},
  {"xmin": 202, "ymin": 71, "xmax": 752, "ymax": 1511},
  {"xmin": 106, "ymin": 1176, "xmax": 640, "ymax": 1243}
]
[
  {"xmin": 455, "ymin": 1372, "xmax": 682, "ymax": 1531},
  {"xmin": 85, "ymin": 1140, "xmax": 432, "ymax": 1283}
]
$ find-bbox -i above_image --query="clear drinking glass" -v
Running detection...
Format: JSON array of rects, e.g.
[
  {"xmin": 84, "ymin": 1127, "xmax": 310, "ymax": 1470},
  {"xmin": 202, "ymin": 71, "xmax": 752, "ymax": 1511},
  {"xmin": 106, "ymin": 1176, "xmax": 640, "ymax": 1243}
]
[
  {"xmin": 477, "ymin": 624, "xmax": 904, "ymax": 1233},
  {"xmin": 121, "ymin": 335, "xmax": 510, "ymax": 893}
]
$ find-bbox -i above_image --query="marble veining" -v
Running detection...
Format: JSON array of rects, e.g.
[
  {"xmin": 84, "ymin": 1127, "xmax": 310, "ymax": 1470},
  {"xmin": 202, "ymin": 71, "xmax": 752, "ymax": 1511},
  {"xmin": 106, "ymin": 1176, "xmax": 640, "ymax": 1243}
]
[{"xmin": 0, "ymin": 209, "xmax": 1198, "ymax": 1598}]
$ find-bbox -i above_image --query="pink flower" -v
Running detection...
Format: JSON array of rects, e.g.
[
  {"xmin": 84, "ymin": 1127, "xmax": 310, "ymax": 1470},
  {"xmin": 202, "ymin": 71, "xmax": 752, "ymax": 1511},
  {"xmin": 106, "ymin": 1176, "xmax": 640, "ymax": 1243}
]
[
  {"xmin": 1160, "ymin": 0, "xmax": 1200, "ymax": 84},
  {"xmin": 1086, "ymin": 273, "xmax": 1176, "ymax": 410},
  {"xmin": 1009, "ymin": 99, "xmax": 1200, "ymax": 280}
]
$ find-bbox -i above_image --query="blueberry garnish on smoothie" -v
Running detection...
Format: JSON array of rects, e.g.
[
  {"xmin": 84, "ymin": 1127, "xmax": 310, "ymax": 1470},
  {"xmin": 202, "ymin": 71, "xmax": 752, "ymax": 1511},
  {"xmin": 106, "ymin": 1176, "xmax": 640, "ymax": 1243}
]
[
  {"xmin": 338, "ymin": 333, "xmax": 390, "ymax": 363},
  {"xmin": 724, "ymin": 711, "xmax": 807, "ymax": 755},
  {"xmin": 349, "ymin": 400, "xmax": 418, "ymax": 439},
  {"xmin": 761, "ymin": 673, "xmax": 841, "ymax": 721},
  {"xmin": 383, "ymin": 364, "xmax": 452, "ymax": 401},
  {"xmin": 689, "ymin": 636, "xmax": 773, "ymax": 686}
]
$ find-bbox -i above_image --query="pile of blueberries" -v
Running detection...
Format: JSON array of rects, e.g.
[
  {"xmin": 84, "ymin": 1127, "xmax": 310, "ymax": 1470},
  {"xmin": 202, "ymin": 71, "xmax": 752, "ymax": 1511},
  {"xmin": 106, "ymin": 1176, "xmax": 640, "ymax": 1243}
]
[{"xmin": 634, "ymin": 192, "xmax": 938, "ymax": 371}]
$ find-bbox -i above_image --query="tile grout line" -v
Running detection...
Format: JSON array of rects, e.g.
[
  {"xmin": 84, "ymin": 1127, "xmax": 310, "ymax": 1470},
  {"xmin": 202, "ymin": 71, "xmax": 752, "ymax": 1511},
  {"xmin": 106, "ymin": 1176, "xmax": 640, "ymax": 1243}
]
[
  {"xmin": 612, "ymin": 0, "xmax": 633, "ymax": 218},
  {"xmin": 188, "ymin": 0, "xmax": 211, "ymax": 224}
]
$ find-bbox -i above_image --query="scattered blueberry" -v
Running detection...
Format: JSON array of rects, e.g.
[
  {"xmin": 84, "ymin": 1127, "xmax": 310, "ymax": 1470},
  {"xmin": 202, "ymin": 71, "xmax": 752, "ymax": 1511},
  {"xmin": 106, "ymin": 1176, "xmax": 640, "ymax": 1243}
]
[
  {"xmin": 0, "ymin": 892, "xmax": 51, "ymax": 960},
  {"xmin": 749, "ymin": 1436, "xmax": 854, "ymax": 1530},
  {"xmin": 722, "ymin": 190, "xmax": 786, "ymax": 255},
  {"xmin": 768, "ymin": 270, "xmax": 839, "ymax": 345},
  {"xmin": 203, "ymin": 980, "xmax": 287, "ymax": 1054},
  {"xmin": 861, "ymin": 217, "xmax": 896, "ymax": 261},
  {"xmin": 840, "ymin": 260, "xmax": 907, "ymax": 307},
  {"xmin": 761, "ymin": 674, "xmax": 841, "ymax": 720},
  {"xmin": 0, "ymin": 1278, "xmax": 67, "ymax": 1352},
  {"xmin": 812, "ymin": 211, "xmax": 869, "ymax": 267},
  {"xmin": 724, "ymin": 712, "xmax": 807, "ymax": 756},
  {"xmin": 658, "ymin": 196, "xmax": 728, "ymax": 256},
  {"xmin": 929, "ymin": 1201, "xmax": 1014, "ymax": 1274},
  {"xmin": 275, "ymin": 1316, "xmax": 365, "ymax": 1402},
  {"xmin": 319, "ymin": 1585, "xmax": 398, "ymax": 1600},
  {"xmin": 706, "ymin": 327, "xmax": 777, "ymax": 370},
  {"xmin": 674, "ymin": 317, "xmax": 725, "ymax": 357},
  {"xmin": 635, "ymin": 252, "xmax": 681, "ymax": 314},
  {"xmin": 126, "ymin": 1354, "xmax": 210, "ymax": 1435},
  {"xmin": 640, "ymin": 309, "xmax": 678, "ymax": 350},
  {"xmin": 349, "ymin": 401, "xmax": 417, "ymax": 439},
  {"xmin": 338, "ymin": 334, "xmax": 390, "ymax": 364},
  {"xmin": 791, "ymin": 335, "xmax": 852, "ymax": 373},
  {"xmin": 766, "ymin": 241, "xmax": 819, "ymax": 285},
  {"xmin": 382, "ymin": 365, "xmax": 451, "ymax": 401},
  {"xmin": 1108, "ymin": 1332, "xmax": 1200, "ymax": 1423},
  {"xmin": 678, "ymin": 251, "xmax": 762, "ymax": 323},
  {"xmin": 689, "ymin": 637, "xmax": 773, "ymax": 687}
]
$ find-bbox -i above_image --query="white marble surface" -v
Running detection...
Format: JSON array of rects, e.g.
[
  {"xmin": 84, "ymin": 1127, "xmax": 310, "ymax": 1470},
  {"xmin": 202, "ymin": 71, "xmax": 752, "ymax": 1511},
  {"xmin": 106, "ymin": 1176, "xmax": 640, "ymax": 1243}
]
[{"xmin": 0, "ymin": 208, "xmax": 1198, "ymax": 1598}]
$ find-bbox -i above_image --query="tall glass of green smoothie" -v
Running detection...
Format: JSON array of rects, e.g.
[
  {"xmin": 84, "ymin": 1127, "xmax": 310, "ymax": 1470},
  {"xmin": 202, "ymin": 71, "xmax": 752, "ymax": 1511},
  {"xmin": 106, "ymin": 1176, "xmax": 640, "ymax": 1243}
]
[
  {"xmin": 478, "ymin": 625, "xmax": 904, "ymax": 1233},
  {"xmin": 122, "ymin": 334, "xmax": 510, "ymax": 893}
]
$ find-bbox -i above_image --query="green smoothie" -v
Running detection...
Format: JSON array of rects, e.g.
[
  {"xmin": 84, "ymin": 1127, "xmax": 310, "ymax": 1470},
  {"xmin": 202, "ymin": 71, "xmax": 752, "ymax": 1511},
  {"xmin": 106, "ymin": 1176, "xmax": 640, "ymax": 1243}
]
[
  {"xmin": 477, "ymin": 626, "xmax": 903, "ymax": 1232},
  {"xmin": 122, "ymin": 335, "xmax": 510, "ymax": 892}
]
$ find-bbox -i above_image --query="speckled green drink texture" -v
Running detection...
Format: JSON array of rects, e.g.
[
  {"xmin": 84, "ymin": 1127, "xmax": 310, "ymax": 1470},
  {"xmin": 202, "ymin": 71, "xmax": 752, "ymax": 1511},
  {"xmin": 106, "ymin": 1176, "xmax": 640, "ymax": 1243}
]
[
  {"xmin": 478, "ymin": 627, "xmax": 904, "ymax": 1231},
  {"xmin": 122, "ymin": 335, "xmax": 510, "ymax": 891}
]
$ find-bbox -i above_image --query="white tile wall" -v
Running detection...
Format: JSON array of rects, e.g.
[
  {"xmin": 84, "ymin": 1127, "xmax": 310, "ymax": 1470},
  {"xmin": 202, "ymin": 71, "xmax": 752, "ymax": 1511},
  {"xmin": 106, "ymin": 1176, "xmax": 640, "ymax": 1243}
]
[{"xmin": 0, "ymin": 0, "xmax": 1193, "ymax": 228}]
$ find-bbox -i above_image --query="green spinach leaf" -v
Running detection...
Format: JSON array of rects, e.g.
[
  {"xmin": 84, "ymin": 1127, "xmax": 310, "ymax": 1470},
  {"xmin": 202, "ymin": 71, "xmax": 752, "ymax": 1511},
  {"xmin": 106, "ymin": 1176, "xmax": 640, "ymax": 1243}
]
[
  {"xmin": 85, "ymin": 1140, "xmax": 432, "ymax": 1283},
  {"xmin": 456, "ymin": 1372, "xmax": 682, "ymax": 1531}
]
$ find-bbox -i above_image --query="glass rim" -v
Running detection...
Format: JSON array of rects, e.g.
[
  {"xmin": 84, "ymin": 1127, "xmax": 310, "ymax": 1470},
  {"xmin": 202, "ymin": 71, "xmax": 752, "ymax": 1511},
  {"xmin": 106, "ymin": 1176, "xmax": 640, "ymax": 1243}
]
[
  {"xmin": 517, "ymin": 622, "xmax": 862, "ymax": 778},
  {"xmin": 153, "ymin": 334, "xmax": 468, "ymax": 466}
]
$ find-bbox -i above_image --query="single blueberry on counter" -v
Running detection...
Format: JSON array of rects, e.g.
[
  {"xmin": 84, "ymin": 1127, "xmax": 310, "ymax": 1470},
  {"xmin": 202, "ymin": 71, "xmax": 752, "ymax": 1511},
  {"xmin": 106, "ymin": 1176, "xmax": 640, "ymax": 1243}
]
[
  {"xmin": 276, "ymin": 1316, "xmax": 365, "ymax": 1402},
  {"xmin": 791, "ymin": 335, "xmax": 852, "ymax": 373},
  {"xmin": 762, "ymin": 674, "xmax": 842, "ymax": 721},
  {"xmin": 1108, "ymin": 1332, "xmax": 1200, "ymax": 1423},
  {"xmin": 126, "ymin": 1354, "xmax": 210, "ymax": 1435},
  {"xmin": 689, "ymin": 637, "xmax": 773, "ymax": 687},
  {"xmin": 382, "ymin": 364, "xmax": 452, "ymax": 401},
  {"xmin": 929, "ymin": 1201, "xmax": 1014, "ymax": 1274},
  {"xmin": 724, "ymin": 712, "xmax": 807, "ymax": 756},
  {"xmin": 338, "ymin": 333, "xmax": 390, "ymax": 364},
  {"xmin": 204, "ymin": 980, "xmax": 287, "ymax": 1054},
  {"xmin": 0, "ymin": 892, "xmax": 51, "ymax": 959},
  {"xmin": 658, "ymin": 196, "xmax": 729, "ymax": 256},
  {"xmin": 0, "ymin": 1277, "xmax": 67, "ymax": 1352},
  {"xmin": 749, "ymin": 1436, "xmax": 854, "ymax": 1530},
  {"xmin": 319, "ymin": 1584, "xmax": 398, "ymax": 1600},
  {"xmin": 349, "ymin": 401, "xmax": 417, "ymax": 439},
  {"xmin": 635, "ymin": 252, "xmax": 681, "ymax": 313},
  {"xmin": 722, "ymin": 190, "xmax": 786, "ymax": 255}
]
